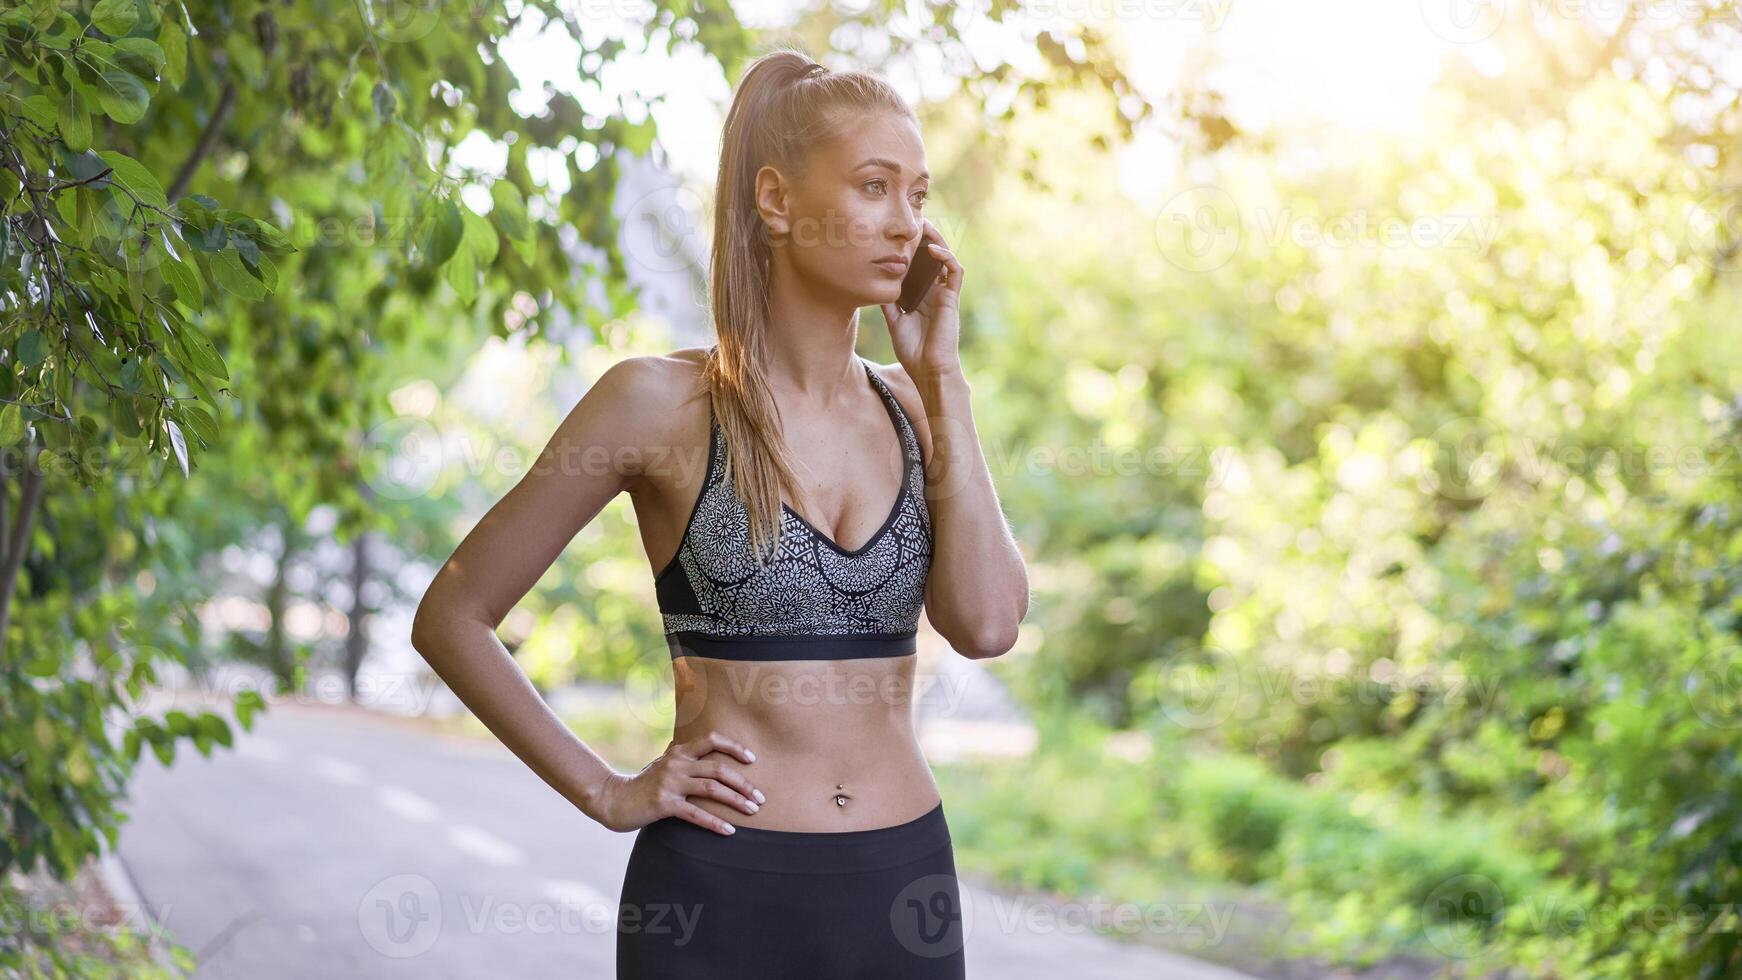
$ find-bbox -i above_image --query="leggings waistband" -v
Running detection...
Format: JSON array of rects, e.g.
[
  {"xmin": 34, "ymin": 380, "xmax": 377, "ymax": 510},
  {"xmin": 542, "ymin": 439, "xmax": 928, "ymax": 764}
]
[{"xmin": 638, "ymin": 800, "xmax": 950, "ymax": 874}]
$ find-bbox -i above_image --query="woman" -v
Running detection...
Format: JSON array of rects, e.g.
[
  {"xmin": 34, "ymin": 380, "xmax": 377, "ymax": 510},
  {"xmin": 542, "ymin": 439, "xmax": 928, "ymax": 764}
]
[{"xmin": 411, "ymin": 47, "xmax": 1028, "ymax": 979}]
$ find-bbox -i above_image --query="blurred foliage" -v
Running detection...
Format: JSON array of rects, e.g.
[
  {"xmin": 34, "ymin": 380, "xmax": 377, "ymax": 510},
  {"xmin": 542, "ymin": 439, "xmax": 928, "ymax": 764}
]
[
  {"xmin": 936, "ymin": 13, "xmax": 1742, "ymax": 978},
  {"xmin": 0, "ymin": 871, "xmax": 195, "ymax": 975}
]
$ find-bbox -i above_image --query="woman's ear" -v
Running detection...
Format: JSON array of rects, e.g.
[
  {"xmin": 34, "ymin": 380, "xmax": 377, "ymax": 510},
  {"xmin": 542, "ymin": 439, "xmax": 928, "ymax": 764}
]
[{"xmin": 753, "ymin": 164, "xmax": 791, "ymax": 238}]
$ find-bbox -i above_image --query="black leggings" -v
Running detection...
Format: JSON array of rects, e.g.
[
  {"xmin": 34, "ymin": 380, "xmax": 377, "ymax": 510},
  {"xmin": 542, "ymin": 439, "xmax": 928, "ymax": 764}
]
[{"xmin": 616, "ymin": 800, "xmax": 967, "ymax": 978}]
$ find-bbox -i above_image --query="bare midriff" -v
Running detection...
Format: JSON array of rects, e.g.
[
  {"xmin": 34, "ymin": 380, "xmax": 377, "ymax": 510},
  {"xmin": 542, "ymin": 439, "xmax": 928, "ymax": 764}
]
[{"xmin": 670, "ymin": 652, "xmax": 943, "ymax": 832}]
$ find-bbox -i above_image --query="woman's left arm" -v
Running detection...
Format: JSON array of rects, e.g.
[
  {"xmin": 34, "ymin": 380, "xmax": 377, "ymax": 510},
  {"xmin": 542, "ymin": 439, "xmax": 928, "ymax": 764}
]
[
  {"xmin": 882, "ymin": 218, "xmax": 1029, "ymax": 659},
  {"xmin": 912, "ymin": 367, "xmax": 1029, "ymax": 658}
]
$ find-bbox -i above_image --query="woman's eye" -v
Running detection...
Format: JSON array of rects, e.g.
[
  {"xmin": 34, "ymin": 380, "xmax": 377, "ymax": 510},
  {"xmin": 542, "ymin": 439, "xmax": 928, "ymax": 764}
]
[{"xmin": 866, "ymin": 179, "xmax": 887, "ymax": 194}]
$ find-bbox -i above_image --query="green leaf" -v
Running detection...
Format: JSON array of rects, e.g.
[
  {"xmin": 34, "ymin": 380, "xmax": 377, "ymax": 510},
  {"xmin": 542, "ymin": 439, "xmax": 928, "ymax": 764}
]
[
  {"xmin": 17, "ymin": 330, "xmax": 47, "ymax": 367},
  {"xmin": 512, "ymin": 228, "xmax": 536, "ymax": 265},
  {"xmin": 94, "ymin": 70, "xmax": 150, "ymax": 124},
  {"xmin": 112, "ymin": 37, "xmax": 165, "ymax": 80},
  {"xmin": 158, "ymin": 20, "xmax": 186, "ymax": 89},
  {"xmin": 623, "ymin": 117, "xmax": 656, "ymax": 156},
  {"xmin": 37, "ymin": 13, "xmax": 81, "ymax": 49},
  {"xmin": 199, "ymin": 713, "xmax": 234, "ymax": 748},
  {"xmin": 127, "ymin": 258, "xmax": 145, "ymax": 312},
  {"xmin": 461, "ymin": 206, "xmax": 498, "ymax": 265},
  {"xmin": 181, "ymin": 404, "xmax": 218, "ymax": 446},
  {"xmin": 233, "ymin": 230, "xmax": 260, "ymax": 268},
  {"xmin": 372, "ymin": 79, "xmax": 396, "ymax": 121},
  {"xmin": 235, "ymin": 689, "xmax": 264, "ymax": 729},
  {"xmin": 174, "ymin": 321, "xmax": 228, "ymax": 380},
  {"xmin": 490, "ymin": 181, "xmax": 531, "ymax": 240},
  {"xmin": 164, "ymin": 418, "xmax": 188, "ymax": 477},
  {"xmin": 20, "ymin": 95, "xmax": 56, "ymax": 131},
  {"xmin": 0, "ymin": 405, "xmax": 24, "ymax": 447},
  {"xmin": 95, "ymin": 150, "xmax": 168, "ymax": 210},
  {"xmin": 417, "ymin": 197, "xmax": 463, "ymax": 267},
  {"xmin": 162, "ymin": 253, "xmax": 203, "ymax": 308},
  {"xmin": 208, "ymin": 248, "xmax": 266, "ymax": 300},
  {"xmin": 253, "ymin": 252, "xmax": 277, "ymax": 292},
  {"xmin": 110, "ymin": 393, "xmax": 142, "ymax": 436},
  {"xmin": 54, "ymin": 179, "xmax": 79, "ymax": 229},
  {"xmin": 58, "ymin": 86, "xmax": 91, "ymax": 152},
  {"xmin": 232, "ymin": 217, "xmax": 295, "ymax": 254},
  {"xmin": 446, "ymin": 241, "xmax": 477, "ymax": 303},
  {"xmin": 90, "ymin": 0, "xmax": 137, "ymax": 35},
  {"xmin": 148, "ymin": 727, "xmax": 175, "ymax": 766}
]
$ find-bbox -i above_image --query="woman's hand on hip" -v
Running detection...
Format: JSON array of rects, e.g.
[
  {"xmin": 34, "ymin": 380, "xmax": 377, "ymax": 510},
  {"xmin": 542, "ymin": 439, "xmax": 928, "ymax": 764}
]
[{"xmin": 593, "ymin": 730, "xmax": 764, "ymax": 836}]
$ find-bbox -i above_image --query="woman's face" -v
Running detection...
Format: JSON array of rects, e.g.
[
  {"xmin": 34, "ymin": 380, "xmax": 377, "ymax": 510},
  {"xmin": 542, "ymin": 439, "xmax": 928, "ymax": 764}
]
[{"xmin": 759, "ymin": 110, "xmax": 930, "ymax": 308}]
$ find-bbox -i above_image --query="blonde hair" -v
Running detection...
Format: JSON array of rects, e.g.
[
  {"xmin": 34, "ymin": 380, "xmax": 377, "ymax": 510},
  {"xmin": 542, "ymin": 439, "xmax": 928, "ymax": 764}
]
[{"xmin": 701, "ymin": 46, "xmax": 916, "ymax": 565}]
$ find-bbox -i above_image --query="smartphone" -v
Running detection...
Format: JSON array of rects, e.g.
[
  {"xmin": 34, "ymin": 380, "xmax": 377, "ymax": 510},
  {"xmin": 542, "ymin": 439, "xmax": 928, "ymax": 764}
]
[{"xmin": 897, "ymin": 239, "xmax": 947, "ymax": 314}]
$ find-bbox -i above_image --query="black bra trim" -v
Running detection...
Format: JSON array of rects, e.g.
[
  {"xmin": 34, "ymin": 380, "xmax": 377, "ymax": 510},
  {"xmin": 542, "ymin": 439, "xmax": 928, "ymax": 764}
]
[
  {"xmin": 652, "ymin": 355, "xmax": 917, "ymax": 583},
  {"xmin": 780, "ymin": 363, "xmax": 914, "ymax": 557},
  {"xmin": 667, "ymin": 629, "xmax": 918, "ymax": 661},
  {"xmin": 652, "ymin": 396, "xmax": 718, "ymax": 585}
]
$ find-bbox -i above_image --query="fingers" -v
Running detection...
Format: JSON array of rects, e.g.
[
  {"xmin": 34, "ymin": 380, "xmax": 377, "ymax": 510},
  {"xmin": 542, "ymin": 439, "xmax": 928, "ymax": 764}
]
[
  {"xmin": 678, "ymin": 729, "xmax": 757, "ymax": 767},
  {"xmin": 924, "ymin": 240, "xmax": 963, "ymax": 283},
  {"xmin": 686, "ymin": 758, "xmax": 764, "ymax": 815},
  {"xmin": 673, "ymin": 800, "xmax": 738, "ymax": 837},
  {"xmin": 667, "ymin": 730, "xmax": 765, "ymax": 818}
]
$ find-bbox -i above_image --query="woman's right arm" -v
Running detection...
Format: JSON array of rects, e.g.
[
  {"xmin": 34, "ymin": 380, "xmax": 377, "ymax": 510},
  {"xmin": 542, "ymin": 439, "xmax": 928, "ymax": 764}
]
[{"xmin": 409, "ymin": 355, "xmax": 759, "ymax": 834}]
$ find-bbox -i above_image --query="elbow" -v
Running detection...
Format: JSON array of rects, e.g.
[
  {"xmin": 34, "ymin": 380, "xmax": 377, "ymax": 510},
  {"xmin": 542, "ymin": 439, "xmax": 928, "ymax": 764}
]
[
  {"xmin": 409, "ymin": 608, "xmax": 437, "ymax": 657},
  {"xmin": 956, "ymin": 623, "xmax": 1019, "ymax": 660},
  {"xmin": 409, "ymin": 601, "xmax": 450, "ymax": 658}
]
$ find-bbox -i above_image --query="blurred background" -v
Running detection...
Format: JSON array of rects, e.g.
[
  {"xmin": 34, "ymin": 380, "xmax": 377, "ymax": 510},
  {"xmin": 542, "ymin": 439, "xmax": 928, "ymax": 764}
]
[{"xmin": 5, "ymin": 0, "xmax": 1742, "ymax": 977}]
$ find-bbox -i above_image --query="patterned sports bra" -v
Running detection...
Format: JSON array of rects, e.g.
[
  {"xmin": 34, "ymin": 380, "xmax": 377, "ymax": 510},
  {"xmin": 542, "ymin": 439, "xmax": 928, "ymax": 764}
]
[{"xmin": 653, "ymin": 356, "xmax": 932, "ymax": 661}]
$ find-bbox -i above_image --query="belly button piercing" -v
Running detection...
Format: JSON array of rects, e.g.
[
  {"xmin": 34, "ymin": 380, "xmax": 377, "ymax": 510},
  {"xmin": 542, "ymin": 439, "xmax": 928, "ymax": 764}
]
[{"xmin": 835, "ymin": 783, "xmax": 850, "ymax": 807}]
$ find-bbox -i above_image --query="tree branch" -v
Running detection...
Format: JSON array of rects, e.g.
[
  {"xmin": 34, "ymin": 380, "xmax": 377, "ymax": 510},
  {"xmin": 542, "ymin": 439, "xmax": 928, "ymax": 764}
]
[{"xmin": 166, "ymin": 82, "xmax": 237, "ymax": 203}]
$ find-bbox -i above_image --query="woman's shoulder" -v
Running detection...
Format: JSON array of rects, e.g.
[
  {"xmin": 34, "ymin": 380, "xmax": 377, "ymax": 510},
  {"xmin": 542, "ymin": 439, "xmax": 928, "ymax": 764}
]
[
  {"xmin": 581, "ymin": 346, "xmax": 714, "ymax": 496},
  {"xmin": 863, "ymin": 359, "xmax": 932, "ymax": 466},
  {"xmin": 596, "ymin": 345, "xmax": 711, "ymax": 411}
]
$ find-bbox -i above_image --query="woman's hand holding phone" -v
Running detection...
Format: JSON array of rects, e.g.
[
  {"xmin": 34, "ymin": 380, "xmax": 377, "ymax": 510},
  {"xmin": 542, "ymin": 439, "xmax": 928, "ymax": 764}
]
[{"xmin": 881, "ymin": 217, "xmax": 964, "ymax": 383}]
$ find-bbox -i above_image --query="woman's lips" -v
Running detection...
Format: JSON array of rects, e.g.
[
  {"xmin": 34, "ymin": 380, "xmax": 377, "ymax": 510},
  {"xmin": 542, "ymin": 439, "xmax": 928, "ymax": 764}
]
[{"xmin": 874, "ymin": 259, "xmax": 908, "ymax": 274}]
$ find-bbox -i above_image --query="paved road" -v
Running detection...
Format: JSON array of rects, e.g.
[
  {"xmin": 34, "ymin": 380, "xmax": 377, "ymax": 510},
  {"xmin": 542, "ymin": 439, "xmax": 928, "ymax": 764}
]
[{"xmin": 115, "ymin": 699, "xmax": 1261, "ymax": 979}]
